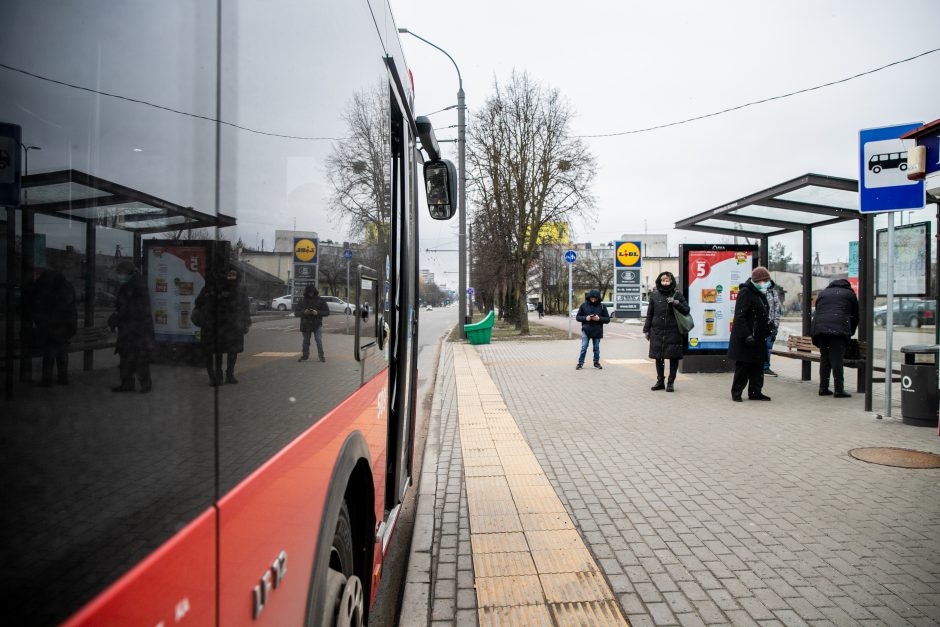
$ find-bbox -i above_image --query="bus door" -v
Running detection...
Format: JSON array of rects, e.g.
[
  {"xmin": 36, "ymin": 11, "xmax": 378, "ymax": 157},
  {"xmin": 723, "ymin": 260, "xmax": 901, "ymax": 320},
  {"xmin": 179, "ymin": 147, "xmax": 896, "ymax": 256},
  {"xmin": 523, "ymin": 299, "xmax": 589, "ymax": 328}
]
[{"xmin": 384, "ymin": 82, "xmax": 417, "ymax": 514}]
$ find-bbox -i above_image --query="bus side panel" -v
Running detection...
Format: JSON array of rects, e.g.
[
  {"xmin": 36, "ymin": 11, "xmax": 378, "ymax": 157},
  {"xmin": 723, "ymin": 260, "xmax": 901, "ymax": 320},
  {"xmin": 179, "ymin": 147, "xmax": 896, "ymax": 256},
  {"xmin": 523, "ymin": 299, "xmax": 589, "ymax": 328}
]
[
  {"xmin": 217, "ymin": 372, "xmax": 388, "ymax": 626},
  {"xmin": 62, "ymin": 509, "xmax": 216, "ymax": 627}
]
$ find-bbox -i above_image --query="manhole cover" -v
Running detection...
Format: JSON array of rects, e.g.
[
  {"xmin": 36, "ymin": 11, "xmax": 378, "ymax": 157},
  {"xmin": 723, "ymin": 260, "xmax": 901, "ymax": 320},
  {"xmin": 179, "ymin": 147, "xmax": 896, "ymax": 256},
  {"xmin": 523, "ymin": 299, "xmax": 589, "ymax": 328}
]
[{"xmin": 848, "ymin": 447, "xmax": 940, "ymax": 469}]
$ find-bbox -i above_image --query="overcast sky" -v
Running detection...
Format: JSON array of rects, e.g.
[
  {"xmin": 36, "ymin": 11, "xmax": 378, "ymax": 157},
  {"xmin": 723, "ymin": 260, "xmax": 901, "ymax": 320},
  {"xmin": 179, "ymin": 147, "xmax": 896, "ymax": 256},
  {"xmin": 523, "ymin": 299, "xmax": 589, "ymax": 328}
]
[{"xmin": 393, "ymin": 0, "xmax": 940, "ymax": 288}]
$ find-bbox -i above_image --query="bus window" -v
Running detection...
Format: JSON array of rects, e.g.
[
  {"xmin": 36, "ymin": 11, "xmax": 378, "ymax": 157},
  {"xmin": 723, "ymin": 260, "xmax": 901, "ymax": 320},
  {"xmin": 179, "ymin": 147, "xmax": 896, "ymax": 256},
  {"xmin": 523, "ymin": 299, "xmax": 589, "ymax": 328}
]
[{"xmin": 0, "ymin": 4, "xmax": 219, "ymax": 624}]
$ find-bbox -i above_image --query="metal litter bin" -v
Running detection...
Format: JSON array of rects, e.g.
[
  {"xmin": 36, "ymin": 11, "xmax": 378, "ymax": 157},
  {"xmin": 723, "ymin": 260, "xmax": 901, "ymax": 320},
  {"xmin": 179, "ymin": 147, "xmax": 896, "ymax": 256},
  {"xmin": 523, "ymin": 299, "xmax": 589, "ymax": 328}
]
[{"xmin": 900, "ymin": 344, "xmax": 938, "ymax": 427}]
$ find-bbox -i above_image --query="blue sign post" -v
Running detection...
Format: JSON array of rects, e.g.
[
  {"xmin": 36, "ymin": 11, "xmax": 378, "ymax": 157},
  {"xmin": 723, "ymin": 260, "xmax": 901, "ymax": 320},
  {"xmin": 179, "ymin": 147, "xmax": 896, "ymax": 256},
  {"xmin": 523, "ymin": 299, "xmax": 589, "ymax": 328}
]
[
  {"xmin": 859, "ymin": 123, "xmax": 924, "ymax": 213},
  {"xmin": 343, "ymin": 248, "xmax": 353, "ymax": 260},
  {"xmin": 859, "ymin": 122, "xmax": 923, "ymax": 418},
  {"xmin": 564, "ymin": 250, "xmax": 577, "ymax": 337}
]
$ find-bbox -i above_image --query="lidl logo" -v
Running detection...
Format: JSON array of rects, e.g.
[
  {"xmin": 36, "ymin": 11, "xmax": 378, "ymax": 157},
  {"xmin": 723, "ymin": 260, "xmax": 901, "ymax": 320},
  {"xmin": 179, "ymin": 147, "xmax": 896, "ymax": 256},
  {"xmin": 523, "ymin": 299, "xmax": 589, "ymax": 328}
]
[
  {"xmin": 615, "ymin": 241, "xmax": 641, "ymax": 267},
  {"xmin": 294, "ymin": 238, "xmax": 318, "ymax": 263}
]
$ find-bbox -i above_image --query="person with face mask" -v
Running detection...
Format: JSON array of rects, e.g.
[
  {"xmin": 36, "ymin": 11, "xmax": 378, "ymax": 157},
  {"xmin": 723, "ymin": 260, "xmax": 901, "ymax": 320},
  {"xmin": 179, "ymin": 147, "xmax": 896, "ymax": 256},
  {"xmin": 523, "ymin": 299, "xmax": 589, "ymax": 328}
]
[
  {"xmin": 295, "ymin": 285, "xmax": 330, "ymax": 362},
  {"xmin": 194, "ymin": 266, "xmax": 252, "ymax": 385},
  {"xmin": 763, "ymin": 279, "xmax": 782, "ymax": 377},
  {"xmin": 575, "ymin": 289, "xmax": 610, "ymax": 369},
  {"xmin": 107, "ymin": 260, "xmax": 154, "ymax": 392},
  {"xmin": 727, "ymin": 266, "xmax": 773, "ymax": 402},
  {"xmin": 643, "ymin": 271, "xmax": 690, "ymax": 392},
  {"xmin": 811, "ymin": 278, "xmax": 859, "ymax": 398}
]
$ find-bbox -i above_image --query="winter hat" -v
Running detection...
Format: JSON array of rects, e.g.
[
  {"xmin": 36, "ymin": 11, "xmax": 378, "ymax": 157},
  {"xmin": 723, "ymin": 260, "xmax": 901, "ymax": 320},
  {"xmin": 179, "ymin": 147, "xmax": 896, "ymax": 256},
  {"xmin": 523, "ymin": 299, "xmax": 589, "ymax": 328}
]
[{"xmin": 751, "ymin": 266, "xmax": 771, "ymax": 283}]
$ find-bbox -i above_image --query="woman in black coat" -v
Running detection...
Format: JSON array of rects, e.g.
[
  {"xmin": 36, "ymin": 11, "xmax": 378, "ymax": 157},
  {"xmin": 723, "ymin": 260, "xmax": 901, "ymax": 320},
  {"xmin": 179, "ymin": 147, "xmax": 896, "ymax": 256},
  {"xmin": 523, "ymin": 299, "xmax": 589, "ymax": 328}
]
[
  {"xmin": 728, "ymin": 266, "xmax": 773, "ymax": 402},
  {"xmin": 195, "ymin": 267, "xmax": 251, "ymax": 385},
  {"xmin": 643, "ymin": 271, "xmax": 690, "ymax": 391}
]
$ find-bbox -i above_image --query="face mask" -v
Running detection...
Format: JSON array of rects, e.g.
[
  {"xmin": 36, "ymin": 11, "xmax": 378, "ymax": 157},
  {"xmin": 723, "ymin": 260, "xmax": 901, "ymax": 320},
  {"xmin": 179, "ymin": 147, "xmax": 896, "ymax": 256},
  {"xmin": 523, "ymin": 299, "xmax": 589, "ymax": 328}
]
[
  {"xmin": 756, "ymin": 281, "xmax": 770, "ymax": 291},
  {"xmin": 117, "ymin": 274, "xmax": 130, "ymax": 284}
]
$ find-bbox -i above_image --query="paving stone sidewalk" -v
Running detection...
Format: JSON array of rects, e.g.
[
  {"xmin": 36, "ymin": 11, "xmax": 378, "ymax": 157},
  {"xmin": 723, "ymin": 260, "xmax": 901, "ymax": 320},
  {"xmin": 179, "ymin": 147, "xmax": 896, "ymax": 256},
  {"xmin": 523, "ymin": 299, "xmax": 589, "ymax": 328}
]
[{"xmin": 407, "ymin": 335, "xmax": 940, "ymax": 626}]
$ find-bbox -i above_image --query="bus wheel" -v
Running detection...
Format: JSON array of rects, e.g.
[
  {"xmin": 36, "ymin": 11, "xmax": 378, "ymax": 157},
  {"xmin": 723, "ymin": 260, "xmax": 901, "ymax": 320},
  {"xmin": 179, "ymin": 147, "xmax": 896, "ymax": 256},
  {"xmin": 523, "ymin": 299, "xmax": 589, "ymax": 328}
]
[{"xmin": 321, "ymin": 502, "xmax": 365, "ymax": 627}]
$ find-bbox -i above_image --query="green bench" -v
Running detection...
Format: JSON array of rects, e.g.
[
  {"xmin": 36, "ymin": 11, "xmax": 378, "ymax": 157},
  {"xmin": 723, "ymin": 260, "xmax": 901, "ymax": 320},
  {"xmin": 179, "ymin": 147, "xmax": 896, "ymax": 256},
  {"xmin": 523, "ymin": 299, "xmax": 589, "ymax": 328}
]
[{"xmin": 464, "ymin": 311, "xmax": 495, "ymax": 345}]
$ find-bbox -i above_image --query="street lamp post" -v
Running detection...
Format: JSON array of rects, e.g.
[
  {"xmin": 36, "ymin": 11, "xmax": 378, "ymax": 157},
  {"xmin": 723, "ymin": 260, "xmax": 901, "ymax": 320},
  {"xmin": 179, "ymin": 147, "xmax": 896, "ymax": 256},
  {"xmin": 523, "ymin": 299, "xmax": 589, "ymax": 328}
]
[{"xmin": 397, "ymin": 28, "xmax": 467, "ymax": 338}]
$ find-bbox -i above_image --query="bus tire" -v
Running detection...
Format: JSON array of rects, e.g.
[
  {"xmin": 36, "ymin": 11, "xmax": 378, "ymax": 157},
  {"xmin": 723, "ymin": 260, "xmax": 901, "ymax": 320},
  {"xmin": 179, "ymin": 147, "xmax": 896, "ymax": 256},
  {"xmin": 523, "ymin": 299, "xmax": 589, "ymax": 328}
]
[
  {"xmin": 305, "ymin": 433, "xmax": 373, "ymax": 627},
  {"xmin": 321, "ymin": 502, "xmax": 365, "ymax": 626}
]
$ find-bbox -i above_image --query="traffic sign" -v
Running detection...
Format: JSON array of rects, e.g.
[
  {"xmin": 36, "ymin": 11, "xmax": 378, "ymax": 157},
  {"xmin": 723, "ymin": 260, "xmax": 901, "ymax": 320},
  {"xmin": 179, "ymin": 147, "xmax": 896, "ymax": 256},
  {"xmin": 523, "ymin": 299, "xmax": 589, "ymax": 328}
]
[
  {"xmin": 467, "ymin": 287, "xmax": 475, "ymax": 296},
  {"xmin": 564, "ymin": 250, "xmax": 577, "ymax": 263},
  {"xmin": 859, "ymin": 123, "xmax": 924, "ymax": 213},
  {"xmin": 343, "ymin": 249, "xmax": 353, "ymax": 260}
]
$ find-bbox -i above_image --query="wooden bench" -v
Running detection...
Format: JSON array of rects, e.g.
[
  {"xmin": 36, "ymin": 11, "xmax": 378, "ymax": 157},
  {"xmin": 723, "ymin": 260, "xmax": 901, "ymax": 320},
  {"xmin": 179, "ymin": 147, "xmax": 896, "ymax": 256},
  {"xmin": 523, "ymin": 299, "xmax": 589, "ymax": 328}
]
[
  {"xmin": 69, "ymin": 325, "xmax": 116, "ymax": 353},
  {"xmin": 770, "ymin": 335, "xmax": 864, "ymax": 368}
]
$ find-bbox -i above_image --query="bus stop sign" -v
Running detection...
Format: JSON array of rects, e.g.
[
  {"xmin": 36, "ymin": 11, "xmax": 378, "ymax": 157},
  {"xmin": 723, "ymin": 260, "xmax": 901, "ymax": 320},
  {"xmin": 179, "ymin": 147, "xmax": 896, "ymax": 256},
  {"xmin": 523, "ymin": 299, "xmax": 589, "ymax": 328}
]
[{"xmin": 859, "ymin": 123, "xmax": 924, "ymax": 213}]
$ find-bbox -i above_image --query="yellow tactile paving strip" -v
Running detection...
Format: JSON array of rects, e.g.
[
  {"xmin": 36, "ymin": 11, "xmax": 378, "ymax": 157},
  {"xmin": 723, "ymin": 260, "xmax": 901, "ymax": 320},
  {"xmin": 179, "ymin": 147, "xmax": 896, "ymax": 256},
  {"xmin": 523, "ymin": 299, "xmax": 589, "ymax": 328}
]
[{"xmin": 452, "ymin": 344, "xmax": 630, "ymax": 626}]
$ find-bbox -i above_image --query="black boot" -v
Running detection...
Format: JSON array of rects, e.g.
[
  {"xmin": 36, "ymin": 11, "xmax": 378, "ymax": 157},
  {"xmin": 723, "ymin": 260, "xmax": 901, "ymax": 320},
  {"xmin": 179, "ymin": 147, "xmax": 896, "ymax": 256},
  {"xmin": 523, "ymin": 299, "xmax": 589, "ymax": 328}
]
[
  {"xmin": 225, "ymin": 370, "xmax": 238, "ymax": 384},
  {"xmin": 833, "ymin": 389, "xmax": 851, "ymax": 398},
  {"xmin": 819, "ymin": 388, "xmax": 833, "ymax": 396},
  {"xmin": 666, "ymin": 378, "xmax": 675, "ymax": 392},
  {"xmin": 207, "ymin": 368, "xmax": 221, "ymax": 387},
  {"xmin": 651, "ymin": 378, "xmax": 665, "ymax": 391}
]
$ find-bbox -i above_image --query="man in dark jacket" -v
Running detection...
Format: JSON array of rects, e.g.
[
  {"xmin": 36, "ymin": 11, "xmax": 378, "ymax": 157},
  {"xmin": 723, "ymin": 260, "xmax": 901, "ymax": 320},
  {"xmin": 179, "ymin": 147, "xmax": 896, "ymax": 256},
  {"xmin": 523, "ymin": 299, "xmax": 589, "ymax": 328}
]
[
  {"xmin": 728, "ymin": 266, "xmax": 773, "ymax": 402},
  {"xmin": 108, "ymin": 261, "xmax": 154, "ymax": 392},
  {"xmin": 28, "ymin": 268, "xmax": 78, "ymax": 386},
  {"xmin": 575, "ymin": 289, "xmax": 610, "ymax": 369},
  {"xmin": 811, "ymin": 278, "xmax": 859, "ymax": 398},
  {"xmin": 296, "ymin": 285, "xmax": 330, "ymax": 362},
  {"xmin": 643, "ymin": 271, "xmax": 690, "ymax": 392}
]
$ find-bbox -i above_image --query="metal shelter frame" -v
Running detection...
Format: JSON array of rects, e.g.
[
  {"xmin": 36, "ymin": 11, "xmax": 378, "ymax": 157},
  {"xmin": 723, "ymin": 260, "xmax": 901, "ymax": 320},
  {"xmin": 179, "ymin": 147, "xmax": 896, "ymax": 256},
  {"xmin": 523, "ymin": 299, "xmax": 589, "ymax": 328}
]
[
  {"xmin": 5, "ymin": 168, "xmax": 235, "ymax": 397},
  {"xmin": 675, "ymin": 173, "xmax": 880, "ymax": 411}
]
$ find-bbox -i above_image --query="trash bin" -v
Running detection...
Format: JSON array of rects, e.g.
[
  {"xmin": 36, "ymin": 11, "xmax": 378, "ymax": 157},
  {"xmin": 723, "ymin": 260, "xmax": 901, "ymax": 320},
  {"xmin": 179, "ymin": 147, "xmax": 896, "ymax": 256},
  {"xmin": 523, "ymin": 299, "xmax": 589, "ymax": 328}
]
[
  {"xmin": 464, "ymin": 311, "xmax": 494, "ymax": 345},
  {"xmin": 900, "ymin": 344, "xmax": 939, "ymax": 427}
]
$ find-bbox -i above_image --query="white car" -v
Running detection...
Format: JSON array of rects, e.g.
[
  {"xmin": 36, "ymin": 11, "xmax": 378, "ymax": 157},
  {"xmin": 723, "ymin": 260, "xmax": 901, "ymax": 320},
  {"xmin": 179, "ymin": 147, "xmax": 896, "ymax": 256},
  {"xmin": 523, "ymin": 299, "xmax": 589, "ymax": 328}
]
[
  {"xmin": 271, "ymin": 294, "xmax": 293, "ymax": 311},
  {"xmin": 527, "ymin": 302, "xmax": 536, "ymax": 312},
  {"xmin": 321, "ymin": 295, "xmax": 355, "ymax": 314}
]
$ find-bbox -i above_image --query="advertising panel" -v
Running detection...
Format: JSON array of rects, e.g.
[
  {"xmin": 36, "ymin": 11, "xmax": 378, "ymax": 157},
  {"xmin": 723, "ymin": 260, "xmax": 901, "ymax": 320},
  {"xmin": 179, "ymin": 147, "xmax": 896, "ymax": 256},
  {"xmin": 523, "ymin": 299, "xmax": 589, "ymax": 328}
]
[
  {"xmin": 876, "ymin": 221, "xmax": 931, "ymax": 297},
  {"xmin": 145, "ymin": 242, "xmax": 209, "ymax": 343},
  {"xmin": 681, "ymin": 245, "xmax": 756, "ymax": 352}
]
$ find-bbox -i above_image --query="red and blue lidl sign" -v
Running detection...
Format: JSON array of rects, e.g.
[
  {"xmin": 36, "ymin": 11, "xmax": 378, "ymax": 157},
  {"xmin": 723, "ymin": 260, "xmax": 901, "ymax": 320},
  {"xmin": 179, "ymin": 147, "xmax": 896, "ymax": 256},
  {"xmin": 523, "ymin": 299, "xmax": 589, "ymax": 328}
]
[{"xmin": 615, "ymin": 241, "xmax": 641, "ymax": 267}]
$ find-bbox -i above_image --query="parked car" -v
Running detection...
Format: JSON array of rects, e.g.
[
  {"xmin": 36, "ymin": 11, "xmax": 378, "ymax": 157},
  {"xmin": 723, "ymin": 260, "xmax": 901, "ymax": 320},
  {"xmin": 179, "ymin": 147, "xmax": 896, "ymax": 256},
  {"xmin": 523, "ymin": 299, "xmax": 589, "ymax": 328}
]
[
  {"xmin": 527, "ymin": 302, "xmax": 536, "ymax": 312},
  {"xmin": 873, "ymin": 298, "xmax": 936, "ymax": 327},
  {"xmin": 426, "ymin": 305, "xmax": 433, "ymax": 311},
  {"xmin": 321, "ymin": 295, "xmax": 355, "ymax": 314},
  {"xmin": 271, "ymin": 294, "xmax": 292, "ymax": 311}
]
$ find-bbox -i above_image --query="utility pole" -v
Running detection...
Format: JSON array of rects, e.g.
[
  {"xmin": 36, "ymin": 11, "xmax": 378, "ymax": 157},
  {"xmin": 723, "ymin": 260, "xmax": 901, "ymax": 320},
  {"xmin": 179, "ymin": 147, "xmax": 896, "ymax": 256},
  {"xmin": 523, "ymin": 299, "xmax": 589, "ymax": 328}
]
[{"xmin": 398, "ymin": 28, "xmax": 466, "ymax": 338}]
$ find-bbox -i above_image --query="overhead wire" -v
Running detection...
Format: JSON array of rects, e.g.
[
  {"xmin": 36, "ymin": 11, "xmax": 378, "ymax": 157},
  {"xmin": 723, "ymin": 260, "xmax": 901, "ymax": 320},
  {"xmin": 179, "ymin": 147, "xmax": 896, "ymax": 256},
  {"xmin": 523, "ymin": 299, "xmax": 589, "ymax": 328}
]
[{"xmin": 577, "ymin": 47, "xmax": 940, "ymax": 139}]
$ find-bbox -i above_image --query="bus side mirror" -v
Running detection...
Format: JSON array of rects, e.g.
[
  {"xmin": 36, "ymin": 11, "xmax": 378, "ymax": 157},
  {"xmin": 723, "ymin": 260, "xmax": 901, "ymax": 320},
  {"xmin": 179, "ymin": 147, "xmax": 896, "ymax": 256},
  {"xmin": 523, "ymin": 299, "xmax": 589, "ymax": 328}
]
[{"xmin": 424, "ymin": 159, "xmax": 457, "ymax": 220}]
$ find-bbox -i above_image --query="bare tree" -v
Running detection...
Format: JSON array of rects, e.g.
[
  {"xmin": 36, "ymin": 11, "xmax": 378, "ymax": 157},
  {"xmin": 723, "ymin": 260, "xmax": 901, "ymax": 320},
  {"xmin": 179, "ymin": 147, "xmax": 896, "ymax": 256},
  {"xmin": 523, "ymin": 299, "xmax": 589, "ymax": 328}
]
[
  {"xmin": 469, "ymin": 71, "xmax": 596, "ymax": 334},
  {"xmin": 325, "ymin": 84, "xmax": 391, "ymax": 239},
  {"xmin": 574, "ymin": 248, "xmax": 614, "ymax": 300}
]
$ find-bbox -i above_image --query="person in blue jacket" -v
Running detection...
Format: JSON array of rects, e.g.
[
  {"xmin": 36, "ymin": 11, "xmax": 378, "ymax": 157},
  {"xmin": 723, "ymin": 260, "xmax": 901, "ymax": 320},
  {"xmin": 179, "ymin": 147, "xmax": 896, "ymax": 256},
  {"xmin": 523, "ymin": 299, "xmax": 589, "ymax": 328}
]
[{"xmin": 575, "ymin": 289, "xmax": 610, "ymax": 370}]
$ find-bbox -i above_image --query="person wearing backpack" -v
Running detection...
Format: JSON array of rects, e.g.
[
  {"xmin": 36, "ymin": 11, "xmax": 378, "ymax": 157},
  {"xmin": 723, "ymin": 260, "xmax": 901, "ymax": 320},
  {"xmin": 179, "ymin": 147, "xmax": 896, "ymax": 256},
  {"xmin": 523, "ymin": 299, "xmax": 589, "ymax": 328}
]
[{"xmin": 644, "ymin": 271, "xmax": 690, "ymax": 392}]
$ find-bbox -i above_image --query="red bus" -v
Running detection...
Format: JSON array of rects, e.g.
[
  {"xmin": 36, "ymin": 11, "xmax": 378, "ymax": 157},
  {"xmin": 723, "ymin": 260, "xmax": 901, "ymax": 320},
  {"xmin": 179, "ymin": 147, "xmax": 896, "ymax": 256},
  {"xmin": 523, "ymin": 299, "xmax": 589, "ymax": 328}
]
[{"xmin": 0, "ymin": 2, "xmax": 456, "ymax": 625}]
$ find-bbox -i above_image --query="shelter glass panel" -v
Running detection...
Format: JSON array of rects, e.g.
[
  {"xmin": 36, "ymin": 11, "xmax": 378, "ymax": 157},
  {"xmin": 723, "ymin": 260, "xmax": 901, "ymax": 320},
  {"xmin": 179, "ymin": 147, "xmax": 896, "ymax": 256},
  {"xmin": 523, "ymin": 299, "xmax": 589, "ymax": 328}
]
[{"xmin": 777, "ymin": 185, "xmax": 859, "ymax": 210}]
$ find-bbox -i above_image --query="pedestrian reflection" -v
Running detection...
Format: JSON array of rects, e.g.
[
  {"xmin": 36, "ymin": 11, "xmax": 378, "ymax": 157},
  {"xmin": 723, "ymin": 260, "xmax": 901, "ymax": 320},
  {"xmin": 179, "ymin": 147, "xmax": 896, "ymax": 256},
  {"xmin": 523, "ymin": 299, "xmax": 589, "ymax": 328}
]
[
  {"xmin": 194, "ymin": 266, "xmax": 251, "ymax": 385},
  {"xmin": 108, "ymin": 260, "xmax": 154, "ymax": 393},
  {"xmin": 27, "ymin": 267, "xmax": 77, "ymax": 387},
  {"xmin": 296, "ymin": 285, "xmax": 329, "ymax": 362}
]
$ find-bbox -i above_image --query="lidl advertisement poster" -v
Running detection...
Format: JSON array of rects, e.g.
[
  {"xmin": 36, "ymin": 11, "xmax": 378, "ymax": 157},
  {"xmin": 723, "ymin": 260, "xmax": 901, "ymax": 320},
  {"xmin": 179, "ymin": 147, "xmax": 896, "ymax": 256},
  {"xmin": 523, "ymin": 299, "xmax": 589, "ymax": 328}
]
[
  {"xmin": 147, "ymin": 244, "xmax": 208, "ymax": 343},
  {"xmin": 686, "ymin": 249, "xmax": 753, "ymax": 351}
]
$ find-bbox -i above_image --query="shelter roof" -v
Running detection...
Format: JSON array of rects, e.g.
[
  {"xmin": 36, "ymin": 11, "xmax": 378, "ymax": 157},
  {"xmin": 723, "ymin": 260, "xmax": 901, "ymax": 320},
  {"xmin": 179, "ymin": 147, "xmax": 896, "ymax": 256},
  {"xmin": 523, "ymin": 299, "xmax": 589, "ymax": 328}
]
[
  {"xmin": 675, "ymin": 173, "xmax": 859, "ymax": 238},
  {"xmin": 21, "ymin": 169, "xmax": 234, "ymax": 234}
]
